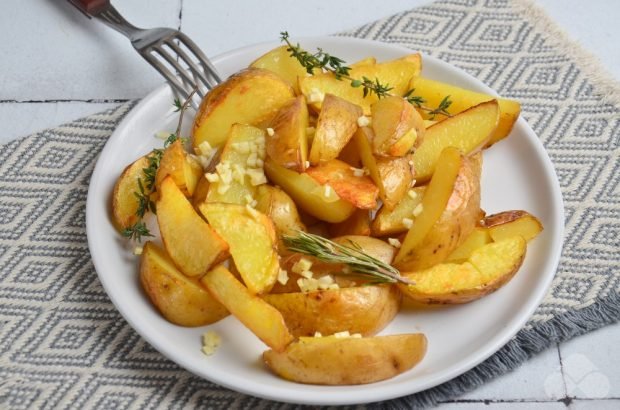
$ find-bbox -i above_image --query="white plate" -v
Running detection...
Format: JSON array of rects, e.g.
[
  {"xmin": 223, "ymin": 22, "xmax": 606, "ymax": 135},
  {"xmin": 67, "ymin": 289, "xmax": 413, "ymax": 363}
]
[{"xmin": 86, "ymin": 37, "xmax": 564, "ymax": 405}]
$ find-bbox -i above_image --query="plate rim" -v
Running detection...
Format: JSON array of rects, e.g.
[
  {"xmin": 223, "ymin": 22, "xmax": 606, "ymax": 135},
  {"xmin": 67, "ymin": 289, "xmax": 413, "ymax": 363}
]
[{"xmin": 86, "ymin": 36, "xmax": 565, "ymax": 405}]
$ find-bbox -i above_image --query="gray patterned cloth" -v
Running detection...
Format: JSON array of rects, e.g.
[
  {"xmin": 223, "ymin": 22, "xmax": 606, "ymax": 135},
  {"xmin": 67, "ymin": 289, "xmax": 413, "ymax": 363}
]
[{"xmin": 1, "ymin": 0, "xmax": 619, "ymax": 408}]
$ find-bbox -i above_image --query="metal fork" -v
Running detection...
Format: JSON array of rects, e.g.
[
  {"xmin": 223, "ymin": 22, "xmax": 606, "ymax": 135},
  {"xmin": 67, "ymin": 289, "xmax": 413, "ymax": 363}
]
[{"xmin": 68, "ymin": 0, "xmax": 222, "ymax": 109}]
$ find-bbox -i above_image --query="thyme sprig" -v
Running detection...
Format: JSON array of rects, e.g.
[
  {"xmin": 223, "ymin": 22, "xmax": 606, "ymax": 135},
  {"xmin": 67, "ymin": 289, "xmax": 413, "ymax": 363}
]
[
  {"xmin": 122, "ymin": 221, "xmax": 154, "ymax": 242},
  {"xmin": 282, "ymin": 231, "xmax": 413, "ymax": 285},
  {"xmin": 281, "ymin": 31, "xmax": 452, "ymax": 116}
]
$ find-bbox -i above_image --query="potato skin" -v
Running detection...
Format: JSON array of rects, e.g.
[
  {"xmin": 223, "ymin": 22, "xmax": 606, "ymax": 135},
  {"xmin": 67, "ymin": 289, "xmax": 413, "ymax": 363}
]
[
  {"xmin": 263, "ymin": 333, "xmax": 427, "ymax": 385},
  {"xmin": 111, "ymin": 155, "xmax": 150, "ymax": 230},
  {"xmin": 263, "ymin": 285, "xmax": 401, "ymax": 337}
]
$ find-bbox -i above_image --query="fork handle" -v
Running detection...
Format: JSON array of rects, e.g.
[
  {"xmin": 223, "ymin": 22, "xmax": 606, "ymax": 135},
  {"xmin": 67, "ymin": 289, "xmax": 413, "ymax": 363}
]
[{"xmin": 68, "ymin": 0, "xmax": 110, "ymax": 16}]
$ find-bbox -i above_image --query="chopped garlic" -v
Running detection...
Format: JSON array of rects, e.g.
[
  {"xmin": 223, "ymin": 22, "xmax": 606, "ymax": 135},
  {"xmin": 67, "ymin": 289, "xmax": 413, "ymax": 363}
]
[
  {"xmin": 266, "ymin": 127, "xmax": 275, "ymax": 137},
  {"xmin": 243, "ymin": 194, "xmax": 254, "ymax": 205},
  {"xmin": 245, "ymin": 204, "xmax": 261, "ymax": 219},
  {"xmin": 217, "ymin": 183, "xmax": 230, "ymax": 194},
  {"xmin": 249, "ymin": 199, "xmax": 258, "ymax": 208},
  {"xmin": 407, "ymin": 189, "xmax": 418, "ymax": 200},
  {"xmin": 314, "ymin": 331, "xmax": 323, "ymax": 338},
  {"xmin": 350, "ymin": 167, "xmax": 365, "ymax": 177},
  {"xmin": 292, "ymin": 258, "xmax": 313, "ymax": 274},
  {"xmin": 408, "ymin": 160, "xmax": 414, "ymax": 167},
  {"xmin": 328, "ymin": 284, "xmax": 340, "ymax": 290},
  {"xmin": 297, "ymin": 277, "xmax": 319, "ymax": 293},
  {"xmin": 237, "ymin": 141, "xmax": 251, "ymax": 154},
  {"xmin": 308, "ymin": 88, "xmax": 325, "ymax": 103},
  {"xmin": 246, "ymin": 152, "xmax": 258, "ymax": 167},
  {"xmin": 334, "ymin": 331, "xmax": 351, "ymax": 338},
  {"xmin": 350, "ymin": 333, "xmax": 362, "ymax": 338},
  {"xmin": 232, "ymin": 164, "xmax": 246, "ymax": 184},
  {"xmin": 388, "ymin": 238, "xmax": 402, "ymax": 248},
  {"xmin": 205, "ymin": 172, "xmax": 219, "ymax": 183},
  {"xmin": 357, "ymin": 115, "xmax": 371, "ymax": 127},
  {"xmin": 324, "ymin": 184, "xmax": 333, "ymax": 197},
  {"xmin": 133, "ymin": 246, "xmax": 143, "ymax": 255},
  {"xmin": 198, "ymin": 141, "xmax": 213, "ymax": 156},
  {"xmin": 411, "ymin": 179, "xmax": 417, "ymax": 187},
  {"xmin": 300, "ymin": 270, "xmax": 314, "ymax": 279},
  {"xmin": 413, "ymin": 203, "xmax": 424, "ymax": 217},
  {"xmin": 317, "ymin": 275, "xmax": 335, "ymax": 290},
  {"xmin": 305, "ymin": 161, "xmax": 311, "ymax": 169},
  {"xmin": 277, "ymin": 269, "xmax": 289, "ymax": 285},
  {"xmin": 201, "ymin": 331, "xmax": 221, "ymax": 356},
  {"xmin": 247, "ymin": 169, "xmax": 267, "ymax": 186},
  {"xmin": 402, "ymin": 217, "xmax": 414, "ymax": 229}
]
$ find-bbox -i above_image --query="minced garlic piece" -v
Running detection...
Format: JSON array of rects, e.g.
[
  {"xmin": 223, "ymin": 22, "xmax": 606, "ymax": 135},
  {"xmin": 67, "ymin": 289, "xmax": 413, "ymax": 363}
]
[
  {"xmin": 246, "ymin": 152, "xmax": 258, "ymax": 167},
  {"xmin": 413, "ymin": 203, "xmax": 424, "ymax": 217},
  {"xmin": 407, "ymin": 189, "xmax": 418, "ymax": 200},
  {"xmin": 314, "ymin": 331, "xmax": 323, "ymax": 338},
  {"xmin": 266, "ymin": 127, "xmax": 275, "ymax": 137},
  {"xmin": 317, "ymin": 275, "xmax": 336, "ymax": 290},
  {"xmin": 324, "ymin": 184, "xmax": 333, "ymax": 197},
  {"xmin": 245, "ymin": 204, "xmax": 261, "ymax": 219},
  {"xmin": 292, "ymin": 258, "xmax": 313, "ymax": 274},
  {"xmin": 247, "ymin": 169, "xmax": 267, "ymax": 186},
  {"xmin": 201, "ymin": 331, "xmax": 221, "ymax": 356},
  {"xmin": 350, "ymin": 167, "xmax": 365, "ymax": 177},
  {"xmin": 357, "ymin": 115, "xmax": 371, "ymax": 127},
  {"xmin": 334, "ymin": 331, "xmax": 351, "ymax": 338},
  {"xmin": 277, "ymin": 269, "xmax": 289, "ymax": 285},
  {"xmin": 350, "ymin": 333, "xmax": 362, "ymax": 338},
  {"xmin": 198, "ymin": 141, "xmax": 213, "ymax": 156},
  {"xmin": 408, "ymin": 160, "xmax": 414, "ymax": 167},
  {"xmin": 305, "ymin": 161, "xmax": 311, "ymax": 169},
  {"xmin": 308, "ymin": 88, "xmax": 325, "ymax": 103},
  {"xmin": 217, "ymin": 183, "xmax": 230, "ymax": 194},
  {"xmin": 133, "ymin": 246, "xmax": 143, "ymax": 255},
  {"xmin": 244, "ymin": 194, "xmax": 254, "ymax": 205},
  {"xmin": 297, "ymin": 277, "xmax": 319, "ymax": 293},
  {"xmin": 205, "ymin": 172, "xmax": 219, "ymax": 183},
  {"xmin": 402, "ymin": 217, "xmax": 414, "ymax": 229},
  {"xmin": 388, "ymin": 238, "xmax": 402, "ymax": 248},
  {"xmin": 300, "ymin": 270, "xmax": 314, "ymax": 279},
  {"xmin": 232, "ymin": 164, "xmax": 246, "ymax": 184}
]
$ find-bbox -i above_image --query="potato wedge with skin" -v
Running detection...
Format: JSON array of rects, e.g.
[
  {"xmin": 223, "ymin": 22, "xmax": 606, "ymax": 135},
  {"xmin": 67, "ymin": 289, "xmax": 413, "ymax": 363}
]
[
  {"xmin": 306, "ymin": 159, "xmax": 379, "ymax": 209},
  {"xmin": 192, "ymin": 68, "xmax": 295, "ymax": 149},
  {"xmin": 300, "ymin": 54, "xmax": 422, "ymax": 115},
  {"xmin": 191, "ymin": 173, "xmax": 210, "ymax": 208},
  {"xmin": 155, "ymin": 140, "xmax": 203, "ymax": 197},
  {"xmin": 267, "ymin": 96, "xmax": 309, "ymax": 172},
  {"xmin": 395, "ymin": 149, "xmax": 481, "ymax": 271},
  {"xmin": 372, "ymin": 186, "xmax": 426, "ymax": 237},
  {"xmin": 445, "ymin": 227, "xmax": 491, "ymax": 263},
  {"xmin": 201, "ymin": 265, "xmax": 293, "ymax": 352},
  {"xmin": 264, "ymin": 159, "xmax": 355, "ymax": 223},
  {"xmin": 337, "ymin": 136, "xmax": 362, "ymax": 167},
  {"xmin": 206, "ymin": 124, "xmax": 265, "ymax": 205},
  {"xmin": 199, "ymin": 202, "xmax": 279, "ymax": 294},
  {"xmin": 413, "ymin": 100, "xmax": 499, "ymax": 182},
  {"xmin": 376, "ymin": 155, "xmax": 415, "ymax": 210},
  {"xmin": 157, "ymin": 177, "xmax": 229, "ymax": 277},
  {"xmin": 410, "ymin": 77, "xmax": 521, "ymax": 146},
  {"xmin": 328, "ymin": 209, "xmax": 371, "ymax": 237},
  {"xmin": 309, "ymin": 94, "xmax": 363, "ymax": 164},
  {"xmin": 484, "ymin": 210, "xmax": 544, "ymax": 242},
  {"xmin": 263, "ymin": 285, "xmax": 401, "ymax": 337},
  {"xmin": 263, "ymin": 333, "xmax": 427, "ymax": 385},
  {"xmin": 255, "ymin": 185, "xmax": 306, "ymax": 236},
  {"xmin": 371, "ymin": 96, "xmax": 425, "ymax": 157},
  {"xmin": 112, "ymin": 155, "xmax": 150, "ymax": 230},
  {"xmin": 140, "ymin": 242, "xmax": 228, "ymax": 326},
  {"xmin": 249, "ymin": 45, "xmax": 310, "ymax": 94},
  {"xmin": 400, "ymin": 236, "xmax": 526, "ymax": 304}
]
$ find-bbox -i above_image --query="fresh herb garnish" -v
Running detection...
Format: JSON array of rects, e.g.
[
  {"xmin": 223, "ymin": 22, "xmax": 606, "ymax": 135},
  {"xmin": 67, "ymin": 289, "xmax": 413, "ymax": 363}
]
[
  {"xmin": 282, "ymin": 231, "xmax": 413, "ymax": 285},
  {"xmin": 122, "ymin": 221, "xmax": 154, "ymax": 242}
]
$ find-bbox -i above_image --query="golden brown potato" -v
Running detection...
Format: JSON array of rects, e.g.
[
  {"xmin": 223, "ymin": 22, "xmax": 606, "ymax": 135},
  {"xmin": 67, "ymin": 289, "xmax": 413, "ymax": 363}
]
[
  {"xmin": 300, "ymin": 54, "xmax": 422, "ymax": 115},
  {"xmin": 328, "ymin": 209, "xmax": 371, "ymax": 237},
  {"xmin": 395, "ymin": 148, "xmax": 481, "ymax": 271},
  {"xmin": 204, "ymin": 124, "xmax": 265, "ymax": 205},
  {"xmin": 140, "ymin": 242, "xmax": 228, "ymax": 326},
  {"xmin": 445, "ymin": 227, "xmax": 491, "ymax": 263},
  {"xmin": 337, "ymin": 136, "xmax": 362, "ymax": 167},
  {"xmin": 201, "ymin": 265, "xmax": 293, "ymax": 352},
  {"xmin": 483, "ymin": 210, "xmax": 544, "ymax": 242},
  {"xmin": 399, "ymin": 236, "xmax": 526, "ymax": 304},
  {"xmin": 263, "ymin": 285, "xmax": 401, "ymax": 337},
  {"xmin": 157, "ymin": 177, "xmax": 229, "ymax": 277},
  {"xmin": 155, "ymin": 140, "xmax": 203, "ymax": 197},
  {"xmin": 371, "ymin": 186, "xmax": 426, "ymax": 237},
  {"xmin": 263, "ymin": 333, "xmax": 427, "ymax": 385},
  {"xmin": 191, "ymin": 173, "xmax": 210, "ymax": 208},
  {"xmin": 111, "ymin": 155, "xmax": 150, "ymax": 230},
  {"xmin": 267, "ymin": 95, "xmax": 309, "ymax": 172},
  {"xmin": 306, "ymin": 159, "xmax": 379, "ymax": 209},
  {"xmin": 376, "ymin": 155, "xmax": 415, "ymax": 210},
  {"xmin": 264, "ymin": 159, "xmax": 355, "ymax": 223},
  {"xmin": 309, "ymin": 94, "xmax": 363, "ymax": 164},
  {"xmin": 409, "ymin": 77, "xmax": 521, "ymax": 146},
  {"xmin": 192, "ymin": 68, "xmax": 295, "ymax": 150},
  {"xmin": 249, "ymin": 45, "xmax": 310, "ymax": 94},
  {"xmin": 413, "ymin": 100, "xmax": 499, "ymax": 182},
  {"xmin": 255, "ymin": 185, "xmax": 306, "ymax": 236},
  {"xmin": 199, "ymin": 202, "xmax": 280, "ymax": 294},
  {"xmin": 371, "ymin": 96, "xmax": 425, "ymax": 157}
]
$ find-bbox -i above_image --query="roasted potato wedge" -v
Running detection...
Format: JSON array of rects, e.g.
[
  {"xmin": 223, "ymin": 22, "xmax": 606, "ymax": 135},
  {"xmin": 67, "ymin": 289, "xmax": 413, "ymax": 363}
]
[
  {"xmin": 157, "ymin": 177, "xmax": 229, "ymax": 277},
  {"xmin": 371, "ymin": 95, "xmax": 425, "ymax": 156},
  {"xmin": 445, "ymin": 227, "xmax": 491, "ymax": 263},
  {"xmin": 155, "ymin": 140, "xmax": 202, "ymax": 197},
  {"xmin": 410, "ymin": 76, "xmax": 521, "ymax": 146},
  {"xmin": 250, "ymin": 45, "xmax": 310, "ymax": 94},
  {"xmin": 263, "ymin": 285, "xmax": 401, "ymax": 337},
  {"xmin": 395, "ymin": 148, "xmax": 481, "ymax": 271},
  {"xmin": 484, "ymin": 210, "xmax": 544, "ymax": 242},
  {"xmin": 300, "ymin": 54, "xmax": 422, "ymax": 115},
  {"xmin": 199, "ymin": 202, "xmax": 280, "ymax": 294},
  {"xmin": 264, "ymin": 159, "xmax": 355, "ymax": 223},
  {"xmin": 400, "ymin": 236, "xmax": 526, "ymax": 304},
  {"xmin": 263, "ymin": 333, "xmax": 427, "ymax": 385},
  {"xmin": 372, "ymin": 186, "xmax": 425, "ymax": 237},
  {"xmin": 413, "ymin": 100, "xmax": 499, "ymax": 182},
  {"xmin": 111, "ymin": 155, "xmax": 150, "ymax": 230},
  {"xmin": 267, "ymin": 95, "xmax": 309, "ymax": 172},
  {"xmin": 328, "ymin": 209, "xmax": 371, "ymax": 237},
  {"xmin": 201, "ymin": 265, "xmax": 293, "ymax": 352},
  {"xmin": 191, "ymin": 173, "xmax": 210, "ymax": 208},
  {"xmin": 140, "ymin": 242, "xmax": 228, "ymax": 326},
  {"xmin": 306, "ymin": 159, "xmax": 379, "ymax": 209},
  {"xmin": 255, "ymin": 185, "xmax": 306, "ymax": 236},
  {"xmin": 309, "ymin": 94, "xmax": 363, "ymax": 164},
  {"xmin": 192, "ymin": 68, "xmax": 295, "ymax": 149}
]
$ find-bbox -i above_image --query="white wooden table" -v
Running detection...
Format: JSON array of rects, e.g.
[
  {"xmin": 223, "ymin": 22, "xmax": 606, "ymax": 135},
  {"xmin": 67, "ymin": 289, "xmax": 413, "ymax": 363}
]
[{"xmin": 1, "ymin": 1, "xmax": 618, "ymax": 408}]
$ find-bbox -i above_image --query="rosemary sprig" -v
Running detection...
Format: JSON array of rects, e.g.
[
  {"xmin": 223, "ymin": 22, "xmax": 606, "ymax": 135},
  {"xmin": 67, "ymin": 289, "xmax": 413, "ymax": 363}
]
[
  {"xmin": 282, "ymin": 231, "xmax": 413, "ymax": 285},
  {"xmin": 122, "ymin": 221, "xmax": 154, "ymax": 242},
  {"xmin": 281, "ymin": 31, "xmax": 451, "ymax": 116}
]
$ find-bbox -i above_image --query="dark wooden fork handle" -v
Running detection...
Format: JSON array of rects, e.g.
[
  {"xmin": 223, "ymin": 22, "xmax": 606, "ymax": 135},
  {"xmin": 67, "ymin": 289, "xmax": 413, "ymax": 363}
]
[{"xmin": 68, "ymin": 0, "xmax": 110, "ymax": 16}]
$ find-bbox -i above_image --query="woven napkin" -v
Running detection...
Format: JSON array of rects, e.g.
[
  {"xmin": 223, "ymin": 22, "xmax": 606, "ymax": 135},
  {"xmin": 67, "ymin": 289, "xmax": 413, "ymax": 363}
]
[{"xmin": 1, "ymin": 0, "xmax": 618, "ymax": 408}]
